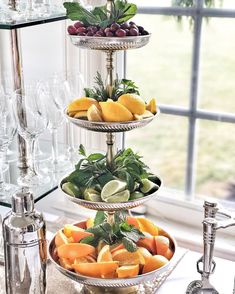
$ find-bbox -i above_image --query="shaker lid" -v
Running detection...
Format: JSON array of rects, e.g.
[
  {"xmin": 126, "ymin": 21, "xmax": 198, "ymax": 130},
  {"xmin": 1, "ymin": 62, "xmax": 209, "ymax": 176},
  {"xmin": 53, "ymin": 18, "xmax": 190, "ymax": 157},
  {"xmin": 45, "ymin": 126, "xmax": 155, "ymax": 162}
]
[{"xmin": 12, "ymin": 189, "xmax": 34, "ymax": 214}]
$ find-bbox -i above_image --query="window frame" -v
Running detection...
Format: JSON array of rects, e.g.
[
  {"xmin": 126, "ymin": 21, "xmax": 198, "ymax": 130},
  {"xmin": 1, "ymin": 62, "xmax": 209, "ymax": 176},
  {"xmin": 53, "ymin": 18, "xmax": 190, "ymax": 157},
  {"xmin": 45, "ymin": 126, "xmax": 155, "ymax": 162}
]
[{"xmin": 124, "ymin": 0, "xmax": 235, "ymax": 200}]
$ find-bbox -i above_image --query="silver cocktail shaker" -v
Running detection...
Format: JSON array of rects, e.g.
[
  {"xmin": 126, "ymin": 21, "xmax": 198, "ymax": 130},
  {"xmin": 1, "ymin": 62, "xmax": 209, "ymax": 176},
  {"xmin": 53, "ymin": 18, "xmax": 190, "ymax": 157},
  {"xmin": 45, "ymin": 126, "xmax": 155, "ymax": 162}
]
[{"xmin": 2, "ymin": 190, "xmax": 47, "ymax": 294}]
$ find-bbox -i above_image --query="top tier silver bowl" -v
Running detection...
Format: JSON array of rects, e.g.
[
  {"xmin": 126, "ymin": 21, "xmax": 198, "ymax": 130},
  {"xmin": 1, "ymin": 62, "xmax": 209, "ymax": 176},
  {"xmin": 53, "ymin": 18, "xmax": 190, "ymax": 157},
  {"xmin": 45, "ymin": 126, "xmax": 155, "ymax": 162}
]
[{"xmin": 69, "ymin": 34, "xmax": 151, "ymax": 51}]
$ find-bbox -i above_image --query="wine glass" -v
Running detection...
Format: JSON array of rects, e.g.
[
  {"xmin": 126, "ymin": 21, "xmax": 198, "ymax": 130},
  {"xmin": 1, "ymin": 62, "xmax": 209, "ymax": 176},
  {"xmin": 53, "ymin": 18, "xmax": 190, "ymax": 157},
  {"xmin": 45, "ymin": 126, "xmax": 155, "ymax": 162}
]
[
  {"xmin": 52, "ymin": 72, "xmax": 84, "ymax": 164},
  {"xmin": 0, "ymin": 95, "xmax": 18, "ymax": 200},
  {"xmin": 13, "ymin": 87, "xmax": 49, "ymax": 187},
  {"xmin": 39, "ymin": 81, "xmax": 71, "ymax": 173}
]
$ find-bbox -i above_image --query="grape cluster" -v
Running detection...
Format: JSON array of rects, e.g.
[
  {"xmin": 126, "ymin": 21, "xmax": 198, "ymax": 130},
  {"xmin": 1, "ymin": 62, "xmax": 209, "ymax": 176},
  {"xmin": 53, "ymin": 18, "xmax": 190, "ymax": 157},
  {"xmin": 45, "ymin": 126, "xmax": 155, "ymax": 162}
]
[{"xmin": 67, "ymin": 21, "xmax": 149, "ymax": 37}]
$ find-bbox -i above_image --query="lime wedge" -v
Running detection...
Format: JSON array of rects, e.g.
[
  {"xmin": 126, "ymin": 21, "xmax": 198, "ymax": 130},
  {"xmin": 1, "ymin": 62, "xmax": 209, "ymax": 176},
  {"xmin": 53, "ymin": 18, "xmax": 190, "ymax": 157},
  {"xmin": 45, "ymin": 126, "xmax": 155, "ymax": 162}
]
[
  {"xmin": 101, "ymin": 180, "xmax": 127, "ymax": 201},
  {"xmin": 84, "ymin": 188, "xmax": 102, "ymax": 202},
  {"xmin": 140, "ymin": 179, "xmax": 159, "ymax": 194},
  {"xmin": 62, "ymin": 182, "xmax": 80, "ymax": 197},
  {"xmin": 130, "ymin": 191, "xmax": 144, "ymax": 200},
  {"xmin": 104, "ymin": 189, "xmax": 130, "ymax": 203}
]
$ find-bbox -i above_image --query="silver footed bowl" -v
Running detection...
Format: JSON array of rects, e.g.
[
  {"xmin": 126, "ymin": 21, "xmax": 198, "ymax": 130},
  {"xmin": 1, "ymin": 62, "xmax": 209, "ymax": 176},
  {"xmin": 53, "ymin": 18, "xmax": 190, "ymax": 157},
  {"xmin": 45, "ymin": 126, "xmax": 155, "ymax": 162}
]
[
  {"xmin": 69, "ymin": 34, "xmax": 151, "ymax": 51},
  {"xmin": 59, "ymin": 175, "xmax": 162, "ymax": 211},
  {"xmin": 65, "ymin": 109, "xmax": 159, "ymax": 133},
  {"xmin": 49, "ymin": 221, "xmax": 177, "ymax": 288}
]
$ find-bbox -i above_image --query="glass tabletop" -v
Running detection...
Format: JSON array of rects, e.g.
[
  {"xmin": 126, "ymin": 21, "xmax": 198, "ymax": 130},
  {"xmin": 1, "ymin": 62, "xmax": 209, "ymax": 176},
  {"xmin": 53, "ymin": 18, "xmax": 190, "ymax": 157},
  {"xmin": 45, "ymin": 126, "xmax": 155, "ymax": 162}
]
[{"xmin": 0, "ymin": 14, "xmax": 66, "ymax": 30}]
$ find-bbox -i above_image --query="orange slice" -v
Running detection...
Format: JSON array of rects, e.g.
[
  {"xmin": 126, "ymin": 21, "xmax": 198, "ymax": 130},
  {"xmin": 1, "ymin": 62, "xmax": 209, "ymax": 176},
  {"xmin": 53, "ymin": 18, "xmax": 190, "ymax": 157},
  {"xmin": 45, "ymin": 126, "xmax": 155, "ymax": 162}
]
[
  {"xmin": 142, "ymin": 255, "xmax": 168, "ymax": 274},
  {"xmin": 55, "ymin": 229, "xmax": 69, "ymax": 248},
  {"xmin": 86, "ymin": 218, "xmax": 94, "ymax": 229},
  {"xmin": 146, "ymin": 98, "xmax": 157, "ymax": 114},
  {"xmin": 57, "ymin": 243, "xmax": 95, "ymax": 260},
  {"xmin": 97, "ymin": 245, "xmax": 113, "ymax": 262},
  {"xmin": 116, "ymin": 264, "xmax": 139, "ymax": 278},
  {"xmin": 112, "ymin": 248, "xmax": 145, "ymax": 266},
  {"xmin": 59, "ymin": 257, "xmax": 73, "ymax": 270},
  {"xmin": 126, "ymin": 216, "xmax": 140, "ymax": 229},
  {"xmin": 137, "ymin": 236, "xmax": 156, "ymax": 255},
  {"xmin": 136, "ymin": 218, "xmax": 159, "ymax": 236},
  {"xmin": 72, "ymin": 261, "xmax": 119, "ymax": 278},
  {"xmin": 155, "ymin": 236, "xmax": 170, "ymax": 256},
  {"xmin": 137, "ymin": 247, "xmax": 152, "ymax": 262}
]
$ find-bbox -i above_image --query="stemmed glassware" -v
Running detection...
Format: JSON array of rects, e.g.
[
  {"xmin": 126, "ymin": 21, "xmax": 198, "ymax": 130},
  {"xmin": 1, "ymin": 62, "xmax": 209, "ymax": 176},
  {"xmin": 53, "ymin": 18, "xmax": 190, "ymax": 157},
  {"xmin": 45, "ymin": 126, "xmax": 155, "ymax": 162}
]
[
  {"xmin": 0, "ymin": 94, "xmax": 18, "ymax": 200},
  {"xmin": 13, "ymin": 87, "xmax": 49, "ymax": 187},
  {"xmin": 39, "ymin": 80, "xmax": 71, "ymax": 173},
  {"xmin": 53, "ymin": 72, "xmax": 85, "ymax": 164}
]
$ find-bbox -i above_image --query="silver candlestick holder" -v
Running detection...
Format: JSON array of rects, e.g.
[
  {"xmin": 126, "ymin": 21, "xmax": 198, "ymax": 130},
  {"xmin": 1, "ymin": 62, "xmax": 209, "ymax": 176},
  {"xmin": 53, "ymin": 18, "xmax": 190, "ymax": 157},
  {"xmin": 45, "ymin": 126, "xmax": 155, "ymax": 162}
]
[{"xmin": 186, "ymin": 200, "xmax": 235, "ymax": 293}]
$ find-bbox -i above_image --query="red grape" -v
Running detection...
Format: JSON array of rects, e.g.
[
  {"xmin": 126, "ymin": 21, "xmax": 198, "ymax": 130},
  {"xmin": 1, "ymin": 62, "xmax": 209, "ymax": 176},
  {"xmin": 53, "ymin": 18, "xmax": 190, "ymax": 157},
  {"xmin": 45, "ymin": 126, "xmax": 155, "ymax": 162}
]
[
  {"xmin": 142, "ymin": 30, "xmax": 149, "ymax": 35},
  {"xmin": 138, "ymin": 26, "xmax": 144, "ymax": 33},
  {"xmin": 77, "ymin": 27, "xmax": 87, "ymax": 34},
  {"xmin": 78, "ymin": 32, "xmax": 86, "ymax": 36},
  {"xmin": 104, "ymin": 27, "xmax": 111, "ymax": 34},
  {"xmin": 106, "ymin": 31, "xmax": 114, "ymax": 37},
  {"xmin": 115, "ymin": 29, "xmax": 126, "ymax": 37},
  {"xmin": 121, "ymin": 22, "xmax": 129, "ymax": 30},
  {"xmin": 111, "ymin": 23, "xmax": 120, "ymax": 32},
  {"xmin": 129, "ymin": 28, "xmax": 138, "ymax": 36},
  {"xmin": 67, "ymin": 25, "xmax": 77, "ymax": 35},
  {"xmin": 95, "ymin": 32, "xmax": 104, "ymax": 37},
  {"xmin": 74, "ymin": 21, "xmax": 84, "ymax": 29},
  {"xmin": 86, "ymin": 31, "xmax": 94, "ymax": 36},
  {"xmin": 125, "ymin": 29, "xmax": 130, "ymax": 36},
  {"xmin": 129, "ymin": 21, "xmax": 135, "ymax": 26}
]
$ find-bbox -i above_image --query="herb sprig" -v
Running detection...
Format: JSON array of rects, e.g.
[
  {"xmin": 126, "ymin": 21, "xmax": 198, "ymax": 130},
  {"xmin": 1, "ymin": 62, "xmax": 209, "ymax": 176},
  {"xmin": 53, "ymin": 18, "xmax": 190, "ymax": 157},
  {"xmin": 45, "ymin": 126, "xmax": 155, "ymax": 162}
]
[
  {"xmin": 84, "ymin": 72, "xmax": 140, "ymax": 102},
  {"xmin": 80, "ymin": 211, "xmax": 145, "ymax": 252},
  {"xmin": 63, "ymin": 1, "xmax": 137, "ymax": 28}
]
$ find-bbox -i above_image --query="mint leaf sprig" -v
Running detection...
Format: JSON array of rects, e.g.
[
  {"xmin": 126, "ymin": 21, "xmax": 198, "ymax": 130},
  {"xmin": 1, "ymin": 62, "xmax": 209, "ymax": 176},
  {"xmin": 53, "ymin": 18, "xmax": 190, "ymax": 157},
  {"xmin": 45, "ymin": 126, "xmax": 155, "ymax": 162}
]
[
  {"xmin": 80, "ymin": 211, "xmax": 145, "ymax": 252},
  {"xmin": 63, "ymin": 1, "xmax": 137, "ymax": 28}
]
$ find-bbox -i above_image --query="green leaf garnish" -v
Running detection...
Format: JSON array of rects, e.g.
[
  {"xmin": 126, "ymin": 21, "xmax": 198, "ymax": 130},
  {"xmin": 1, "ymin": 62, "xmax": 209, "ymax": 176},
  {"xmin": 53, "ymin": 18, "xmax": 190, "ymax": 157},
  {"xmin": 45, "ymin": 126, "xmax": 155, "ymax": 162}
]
[{"xmin": 122, "ymin": 237, "xmax": 138, "ymax": 252}]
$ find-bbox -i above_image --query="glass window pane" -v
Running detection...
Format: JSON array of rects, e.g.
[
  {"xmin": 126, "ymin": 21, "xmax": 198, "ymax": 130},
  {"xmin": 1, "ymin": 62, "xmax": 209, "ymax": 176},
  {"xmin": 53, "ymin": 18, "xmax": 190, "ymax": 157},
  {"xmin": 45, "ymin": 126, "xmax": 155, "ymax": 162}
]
[
  {"xmin": 132, "ymin": 0, "xmax": 172, "ymax": 7},
  {"xmin": 196, "ymin": 120, "xmax": 235, "ymax": 202},
  {"xmin": 199, "ymin": 18, "xmax": 235, "ymax": 113},
  {"xmin": 127, "ymin": 14, "xmax": 192, "ymax": 107},
  {"xmin": 126, "ymin": 114, "xmax": 188, "ymax": 191},
  {"xmin": 207, "ymin": 0, "xmax": 235, "ymax": 9}
]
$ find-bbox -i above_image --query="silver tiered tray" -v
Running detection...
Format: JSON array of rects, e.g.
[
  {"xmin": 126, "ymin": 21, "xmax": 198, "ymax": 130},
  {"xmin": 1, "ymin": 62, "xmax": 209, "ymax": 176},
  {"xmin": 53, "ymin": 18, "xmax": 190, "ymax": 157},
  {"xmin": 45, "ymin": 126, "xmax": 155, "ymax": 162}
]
[
  {"xmin": 49, "ymin": 221, "xmax": 177, "ymax": 291},
  {"xmin": 59, "ymin": 175, "xmax": 162, "ymax": 211},
  {"xmin": 69, "ymin": 34, "xmax": 151, "ymax": 51},
  {"xmin": 65, "ymin": 109, "xmax": 159, "ymax": 133}
]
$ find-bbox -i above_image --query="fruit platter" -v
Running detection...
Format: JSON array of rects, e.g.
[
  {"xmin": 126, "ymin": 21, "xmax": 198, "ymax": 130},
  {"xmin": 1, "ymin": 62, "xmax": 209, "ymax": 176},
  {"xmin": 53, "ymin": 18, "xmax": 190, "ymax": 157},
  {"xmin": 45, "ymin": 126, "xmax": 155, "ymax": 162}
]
[
  {"xmin": 60, "ymin": 146, "xmax": 161, "ymax": 211},
  {"xmin": 49, "ymin": 212, "xmax": 177, "ymax": 290}
]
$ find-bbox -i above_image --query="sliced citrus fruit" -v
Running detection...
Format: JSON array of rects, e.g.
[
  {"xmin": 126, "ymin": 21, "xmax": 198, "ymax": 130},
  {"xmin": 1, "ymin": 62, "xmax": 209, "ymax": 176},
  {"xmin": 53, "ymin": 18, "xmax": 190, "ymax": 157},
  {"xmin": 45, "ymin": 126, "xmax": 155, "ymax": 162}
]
[
  {"xmin": 59, "ymin": 257, "xmax": 73, "ymax": 270},
  {"xmin": 68, "ymin": 97, "xmax": 99, "ymax": 113},
  {"xmin": 86, "ymin": 218, "xmax": 94, "ymax": 229},
  {"xmin": 62, "ymin": 182, "xmax": 80, "ymax": 197},
  {"xmin": 101, "ymin": 180, "xmax": 127, "ymax": 201},
  {"xmin": 136, "ymin": 218, "xmax": 159, "ymax": 236},
  {"xmin": 84, "ymin": 188, "xmax": 102, "ymax": 202},
  {"xmin": 155, "ymin": 236, "xmax": 170, "ymax": 256},
  {"xmin": 116, "ymin": 264, "xmax": 139, "ymax": 278},
  {"xmin": 142, "ymin": 255, "xmax": 168, "ymax": 274},
  {"xmin": 97, "ymin": 245, "xmax": 113, "ymax": 262},
  {"xmin": 140, "ymin": 178, "xmax": 158, "ymax": 194},
  {"xmin": 57, "ymin": 243, "xmax": 95, "ymax": 260},
  {"xmin": 112, "ymin": 248, "xmax": 145, "ymax": 266},
  {"xmin": 104, "ymin": 190, "xmax": 130, "ymax": 203},
  {"xmin": 110, "ymin": 243, "xmax": 125, "ymax": 254},
  {"xmin": 55, "ymin": 229, "xmax": 68, "ymax": 248},
  {"xmin": 87, "ymin": 104, "xmax": 103, "ymax": 122},
  {"xmin": 99, "ymin": 100, "xmax": 133, "ymax": 122},
  {"xmin": 129, "ymin": 191, "xmax": 144, "ymax": 201},
  {"xmin": 138, "ymin": 247, "xmax": 152, "ymax": 262},
  {"xmin": 118, "ymin": 94, "xmax": 145, "ymax": 115},
  {"xmin": 126, "ymin": 216, "xmax": 140, "ymax": 229},
  {"xmin": 72, "ymin": 261, "xmax": 119, "ymax": 278},
  {"xmin": 137, "ymin": 236, "xmax": 156, "ymax": 255},
  {"xmin": 164, "ymin": 248, "xmax": 174, "ymax": 260},
  {"xmin": 146, "ymin": 98, "xmax": 157, "ymax": 114},
  {"xmin": 74, "ymin": 111, "xmax": 88, "ymax": 119}
]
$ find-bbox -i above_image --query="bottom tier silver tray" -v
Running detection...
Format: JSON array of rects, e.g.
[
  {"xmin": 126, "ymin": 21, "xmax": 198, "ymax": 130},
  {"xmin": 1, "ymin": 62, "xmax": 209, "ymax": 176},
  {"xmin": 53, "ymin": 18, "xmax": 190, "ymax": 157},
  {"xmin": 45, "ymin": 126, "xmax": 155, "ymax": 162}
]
[{"xmin": 48, "ymin": 221, "xmax": 177, "ymax": 292}]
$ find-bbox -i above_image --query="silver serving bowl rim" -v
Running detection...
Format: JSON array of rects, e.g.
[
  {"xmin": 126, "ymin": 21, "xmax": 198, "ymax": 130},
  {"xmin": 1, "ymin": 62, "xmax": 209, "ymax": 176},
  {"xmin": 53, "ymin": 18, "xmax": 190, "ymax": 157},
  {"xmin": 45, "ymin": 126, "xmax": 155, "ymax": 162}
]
[
  {"xmin": 69, "ymin": 34, "xmax": 151, "ymax": 41},
  {"xmin": 65, "ymin": 108, "xmax": 159, "ymax": 133},
  {"xmin": 59, "ymin": 174, "xmax": 162, "ymax": 211},
  {"xmin": 48, "ymin": 220, "xmax": 177, "ymax": 287}
]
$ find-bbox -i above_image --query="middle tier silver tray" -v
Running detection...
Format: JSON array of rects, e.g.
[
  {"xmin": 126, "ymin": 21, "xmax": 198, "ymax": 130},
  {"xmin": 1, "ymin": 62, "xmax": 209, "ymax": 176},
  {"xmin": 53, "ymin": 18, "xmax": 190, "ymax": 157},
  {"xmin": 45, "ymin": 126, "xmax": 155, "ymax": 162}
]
[
  {"xmin": 59, "ymin": 175, "xmax": 162, "ymax": 211},
  {"xmin": 65, "ymin": 109, "xmax": 159, "ymax": 133}
]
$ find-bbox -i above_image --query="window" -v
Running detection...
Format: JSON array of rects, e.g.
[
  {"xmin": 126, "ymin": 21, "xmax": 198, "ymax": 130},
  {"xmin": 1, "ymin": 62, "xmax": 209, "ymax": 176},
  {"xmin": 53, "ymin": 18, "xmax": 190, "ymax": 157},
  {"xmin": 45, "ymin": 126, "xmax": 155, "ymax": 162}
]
[{"xmin": 125, "ymin": 0, "xmax": 235, "ymax": 210}]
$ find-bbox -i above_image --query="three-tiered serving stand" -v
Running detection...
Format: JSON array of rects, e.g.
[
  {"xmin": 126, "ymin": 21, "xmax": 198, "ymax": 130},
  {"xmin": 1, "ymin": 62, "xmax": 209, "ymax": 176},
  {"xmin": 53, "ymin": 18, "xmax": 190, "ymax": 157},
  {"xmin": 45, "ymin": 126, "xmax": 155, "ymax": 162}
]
[{"xmin": 49, "ymin": 1, "xmax": 177, "ymax": 293}]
